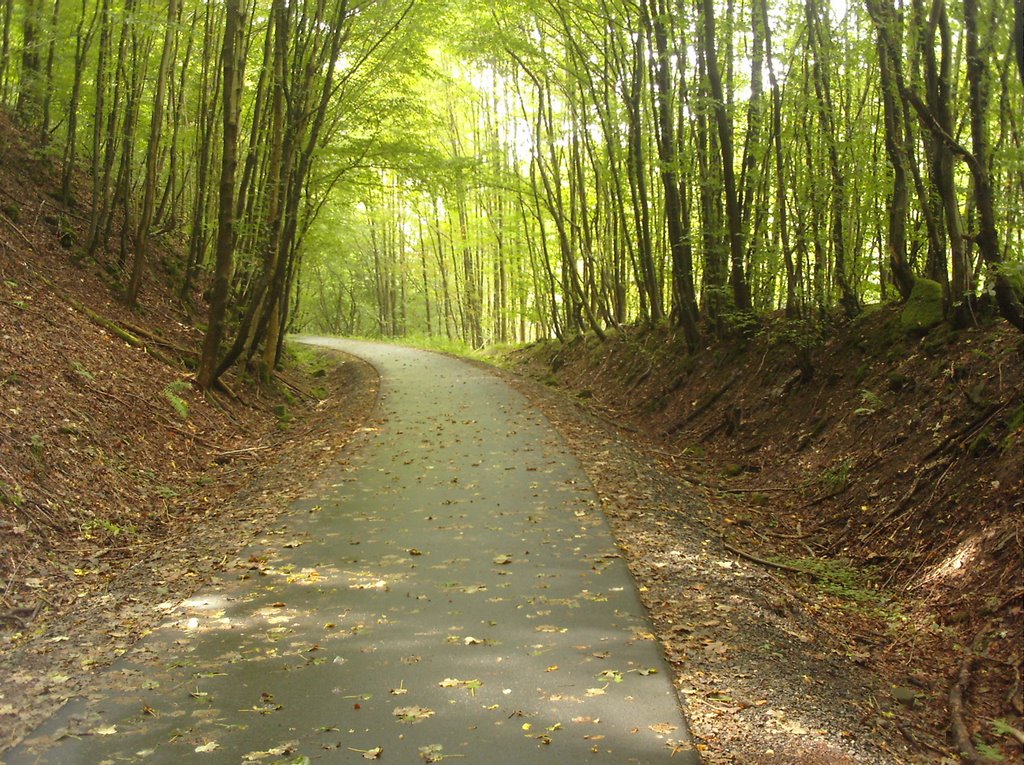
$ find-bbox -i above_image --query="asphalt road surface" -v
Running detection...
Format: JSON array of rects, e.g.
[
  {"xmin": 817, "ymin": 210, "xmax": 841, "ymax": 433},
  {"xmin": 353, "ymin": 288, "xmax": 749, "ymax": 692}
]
[{"xmin": 5, "ymin": 339, "xmax": 700, "ymax": 765}]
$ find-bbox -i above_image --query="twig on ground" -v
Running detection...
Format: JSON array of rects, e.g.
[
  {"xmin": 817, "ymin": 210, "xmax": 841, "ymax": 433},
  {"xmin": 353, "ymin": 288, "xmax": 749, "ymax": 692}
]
[
  {"xmin": 721, "ymin": 540, "xmax": 810, "ymax": 576},
  {"xmin": 950, "ymin": 620, "xmax": 994, "ymax": 765}
]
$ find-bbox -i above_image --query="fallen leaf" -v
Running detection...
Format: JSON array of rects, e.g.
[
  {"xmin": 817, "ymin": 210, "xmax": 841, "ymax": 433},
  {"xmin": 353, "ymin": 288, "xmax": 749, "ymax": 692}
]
[
  {"xmin": 194, "ymin": 741, "xmax": 220, "ymax": 753},
  {"xmin": 393, "ymin": 705, "xmax": 434, "ymax": 722}
]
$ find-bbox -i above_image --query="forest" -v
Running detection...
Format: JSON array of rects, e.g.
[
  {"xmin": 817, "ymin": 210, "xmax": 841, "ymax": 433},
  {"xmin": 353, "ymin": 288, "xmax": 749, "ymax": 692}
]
[
  {"xmin": 0, "ymin": 0, "xmax": 1020, "ymax": 380},
  {"xmin": 0, "ymin": 0, "xmax": 1022, "ymax": 761}
]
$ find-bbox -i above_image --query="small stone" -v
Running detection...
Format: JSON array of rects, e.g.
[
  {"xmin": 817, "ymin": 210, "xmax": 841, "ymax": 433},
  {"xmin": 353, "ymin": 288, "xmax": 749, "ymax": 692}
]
[{"xmin": 891, "ymin": 686, "xmax": 919, "ymax": 707}]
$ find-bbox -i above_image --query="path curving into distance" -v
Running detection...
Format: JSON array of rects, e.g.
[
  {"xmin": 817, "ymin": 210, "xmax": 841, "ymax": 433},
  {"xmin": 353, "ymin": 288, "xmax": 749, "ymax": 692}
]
[{"xmin": 5, "ymin": 338, "xmax": 700, "ymax": 765}]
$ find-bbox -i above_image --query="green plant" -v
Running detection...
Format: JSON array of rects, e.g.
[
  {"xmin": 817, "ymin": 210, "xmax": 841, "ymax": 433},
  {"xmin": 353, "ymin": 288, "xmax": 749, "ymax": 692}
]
[
  {"xmin": 854, "ymin": 389, "xmax": 885, "ymax": 416},
  {"xmin": 776, "ymin": 556, "xmax": 892, "ymax": 613},
  {"xmin": 810, "ymin": 458, "xmax": 855, "ymax": 494},
  {"xmin": 70, "ymin": 360, "xmax": 94, "ymax": 381},
  {"xmin": 81, "ymin": 518, "xmax": 135, "ymax": 540},
  {"xmin": 162, "ymin": 380, "xmax": 191, "ymax": 419},
  {"xmin": 972, "ymin": 735, "xmax": 1005, "ymax": 762},
  {"xmin": 28, "ymin": 434, "xmax": 45, "ymax": 461},
  {"xmin": 0, "ymin": 481, "xmax": 24, "ymax": 507}
]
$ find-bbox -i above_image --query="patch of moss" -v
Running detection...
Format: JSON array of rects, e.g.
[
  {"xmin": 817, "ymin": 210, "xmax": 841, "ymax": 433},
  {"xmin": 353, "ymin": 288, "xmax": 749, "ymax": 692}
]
[
  {"xmin": 968, "ymin": 429, "xmax": 993, "ymax": 457},
  {"xmin": 921, "ymin": 323, "xmax": 956, "ymax": 356},
  {"xmin": 900, "ymin": 278, "xmax": 945, "ymax": 335},
  {"xmin": 1001, "ymin": 404, "xmax": 1024, "ymax": 452},
  {"xmin": 887, "ymin": 372, "xmax": 913, "ymax": 392}
]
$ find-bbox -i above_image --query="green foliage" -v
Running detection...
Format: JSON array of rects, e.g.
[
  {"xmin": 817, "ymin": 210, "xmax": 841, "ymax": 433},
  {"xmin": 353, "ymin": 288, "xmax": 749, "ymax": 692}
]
[
  {"xmin": 70, "ymin": 360, "xmax": 94, "ymax": 381},
  {"xmin": 972, "ymin": 736, "xmax": 1005, "ymax": 762},
  {"xmin": 812, "ymin": 458, "xmax": 855, "ymax": 494},
  {"xmin": 0, "ymin": 481, "xmax": 24, "ymax": 507},
  {"xmin": 761, "ymin": 318, "xmax": 826, "ymax": 376},
  {"xmin": 1, "ymin": 203, "xmax": 20, "ymax": 222},
  {"xmin": 80, "ymin": 517, "xmax": 135, "ymax": 540},
  {"xmin": 989, "ymin": 261, "xmax": 1024, "ymax": 301},
  {"xmin": 854, "ymin": 389, "xmax": 885, "ymax": 416},
  {"xmin": 777, "ymin": 556, "xmax": 890, "ymax": 610},
  {"xmin": 274, "ymin": 404, "xmax": 292, "ymax": 428},
  {"xmin": 989, "ymin": 718, "xmax": 1020, "ymax": 742},
  {"xmin": 28, "ymin": 434, "xmax": 45, "ymax": 460},
  {"xmin": 1003, "ymin": 404, "xmax": 1024, "ymax": 452},
  {"xmin": 162, "ymin": 380, "xmax": 191, "ymax": 420}
]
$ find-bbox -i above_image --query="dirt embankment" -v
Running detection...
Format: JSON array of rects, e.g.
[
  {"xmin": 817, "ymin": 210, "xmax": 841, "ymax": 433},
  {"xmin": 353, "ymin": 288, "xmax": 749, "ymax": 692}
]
[{"xmin": 502, "ymin": 314, "xmax": 1022, "ymax": 762}]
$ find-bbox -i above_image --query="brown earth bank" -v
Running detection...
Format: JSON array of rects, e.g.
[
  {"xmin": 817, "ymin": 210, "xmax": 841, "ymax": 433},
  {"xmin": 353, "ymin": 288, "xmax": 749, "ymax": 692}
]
[
  {"xmin": 496, "ymin": 315, "xmax": 1022, "ymax": 763},
  {"xmin": 0, "ymin": 113, "xmax": 379, "ymax": 750}
]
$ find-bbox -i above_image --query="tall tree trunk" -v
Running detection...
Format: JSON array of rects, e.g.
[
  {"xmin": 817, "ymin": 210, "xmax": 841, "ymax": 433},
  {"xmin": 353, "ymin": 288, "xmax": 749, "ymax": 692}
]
[
  {"xmin": 761, "ymin": 0, "xmax": 796, "ymax": 316},
  {"xmin": 17, "ymin": 0, "xmax": 43, "ymax": 123},
  {"xmin": 699, "ymin": 0, "xmax": 751, "ymax": 312},
  {"xmin": 865, "ymin": 0, "xmax": 917, "ymax": 299},
  {"xmin": 40, "ymin": 0, "xmax": 60, "ymax": 141},
  {"xmin": 0, "ymin": 0, "xmax": 13, "ymax": 102},
  {"xmin": 963, "ymin": 0, "xmax": 1024, "ymax": 330},
  {"xmin": 643, "ymin": 0, "xmax": 700, "ymax": 349},
  {"xmin": 128, "ymin": 0, "xmax": 180, "ymax": 305},
  {"xmin": 807, "ymin": 0, "xmax": 859, "ymax": 316},
  {"xmin": 61, "ymin": 0, "xmax": 98, "ymax": 205},
  {"xmin": 197, "ymin": 0, "xmax": 243, "ymax": 389}
]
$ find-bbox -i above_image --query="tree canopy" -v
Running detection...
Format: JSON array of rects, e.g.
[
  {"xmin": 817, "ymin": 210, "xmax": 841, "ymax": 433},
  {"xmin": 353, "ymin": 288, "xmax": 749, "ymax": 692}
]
[{"xmin": 1, "ymin": 0, "xmax": 1021, "ymax": 382}]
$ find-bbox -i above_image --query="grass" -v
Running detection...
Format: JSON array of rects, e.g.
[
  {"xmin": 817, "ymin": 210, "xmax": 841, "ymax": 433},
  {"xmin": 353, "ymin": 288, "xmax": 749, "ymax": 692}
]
[{"xmin": 774, "ymin": 555, "xmax": 898, "ymax": 618}]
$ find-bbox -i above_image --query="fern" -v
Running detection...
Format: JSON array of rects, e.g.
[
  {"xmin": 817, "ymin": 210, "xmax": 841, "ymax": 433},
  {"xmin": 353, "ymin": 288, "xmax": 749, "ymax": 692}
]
[
  {"xmin": 162, "ymin": 380, "xmax": 191, "ymax": 419},
  {"xmin": 854, "ymin": 389, "xmax": 885, "ymax": 416}
]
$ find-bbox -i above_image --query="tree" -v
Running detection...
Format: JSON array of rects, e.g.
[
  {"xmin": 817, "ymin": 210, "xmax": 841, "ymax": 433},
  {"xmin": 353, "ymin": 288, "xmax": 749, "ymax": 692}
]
[{"xmin": 197, "ymin": 0, "xmax": 243, "ymax": 390}]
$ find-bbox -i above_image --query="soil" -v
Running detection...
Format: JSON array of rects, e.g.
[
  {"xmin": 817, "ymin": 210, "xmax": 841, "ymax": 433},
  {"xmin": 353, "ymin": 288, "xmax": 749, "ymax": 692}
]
[{"xmin": 493, "ymin": 317, "xmax": 1022, "ymax": 763}]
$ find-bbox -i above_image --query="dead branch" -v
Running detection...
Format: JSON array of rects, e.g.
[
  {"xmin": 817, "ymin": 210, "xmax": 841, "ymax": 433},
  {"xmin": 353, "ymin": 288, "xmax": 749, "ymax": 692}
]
[
  {"xmin": 272, "ymin": 370, "xmax": 319, "ymax": 402},
  {"xmin": 861, "ymin": 456, "xmax": 953, "ymax": 541},
  {"xmin": 721, "ymin": 540, "xmax": 812, "ymax": 576},
  {"xmin": 35, "ymin": 273, "xmax": 183, "ymax": 370},
  {"xmin": 950, "ymin": 619, "xmax": 996, "ymax": 765},
  {"xmin": 665, "ymin": 373, "xmax": 738, "ymax": 435},
  {"xmin": 119, "ymin": 319, "xmax": 196, "ymax": 358}
]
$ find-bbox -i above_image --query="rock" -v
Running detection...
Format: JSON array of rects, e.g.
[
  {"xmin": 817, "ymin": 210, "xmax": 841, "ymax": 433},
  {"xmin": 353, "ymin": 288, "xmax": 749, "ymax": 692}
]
[
  {"xmin": 891, "ymin": 686, "xmax": 920, "ymax": 707},
  {"xmin": 900, "ymin": 278, "xmax": 945, "ymax": 335}
]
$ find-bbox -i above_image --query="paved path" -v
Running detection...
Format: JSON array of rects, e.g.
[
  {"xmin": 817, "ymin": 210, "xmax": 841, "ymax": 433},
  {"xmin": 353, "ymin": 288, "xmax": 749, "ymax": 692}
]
[{"xmin": 5, "ymin": 339, "xmax": 699, "ymax": 764}]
